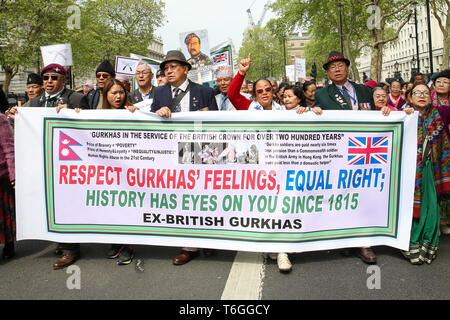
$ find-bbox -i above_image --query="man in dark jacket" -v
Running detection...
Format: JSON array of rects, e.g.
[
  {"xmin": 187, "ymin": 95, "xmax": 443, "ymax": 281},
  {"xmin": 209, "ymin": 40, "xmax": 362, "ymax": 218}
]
[
  {"xmin": 87, "ymin": 60, "xmax": 116, "ymax": 109},
  {"xmin": 28, "ymin": 64, "xmax": 88, "ymax": 110},
  {"xmin": 314, "ymin": 51, "xmax": 374, "ymax": 111},
  {"xmin": 151, "ymin": 50, "xmax": 217, "ymax": 265},
  {"xmin": 315, "ymin": 51, "xmax": 377, "ymax": 265},
  {"xmin": 151, "ymin": 50, "xmax": 218, "ymax": 117}
]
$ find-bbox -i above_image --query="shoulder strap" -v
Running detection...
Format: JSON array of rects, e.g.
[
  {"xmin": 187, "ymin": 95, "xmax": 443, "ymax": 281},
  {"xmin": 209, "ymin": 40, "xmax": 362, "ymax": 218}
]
[{"xmin": 170, "ymin": 81, "xmax": 195, "ymax": 112}]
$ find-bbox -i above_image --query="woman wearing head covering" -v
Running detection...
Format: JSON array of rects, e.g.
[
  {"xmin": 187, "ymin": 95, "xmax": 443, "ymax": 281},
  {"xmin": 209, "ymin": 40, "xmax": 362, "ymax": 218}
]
[
  {"xmin": 400, "ymin": 83, "xmax": 450, "ymax": 264},
  {"xmin": 0, "ymin": 113, "xmax": 15, "ymax": 259},
  {"xmin": 430, "ymin": 69, "xmax": 450, "ymax": 234}
]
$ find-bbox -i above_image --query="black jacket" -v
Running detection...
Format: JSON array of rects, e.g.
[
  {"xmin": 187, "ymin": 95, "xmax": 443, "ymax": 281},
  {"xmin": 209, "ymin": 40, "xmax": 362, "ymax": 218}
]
[{"xmin": 29, "ymin": 88, "xmax": 89, "ymax": 109}]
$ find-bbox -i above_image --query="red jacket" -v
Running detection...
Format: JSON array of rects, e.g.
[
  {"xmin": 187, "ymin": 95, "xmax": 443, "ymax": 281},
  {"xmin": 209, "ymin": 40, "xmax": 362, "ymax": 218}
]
[{"xmin": 227, "ymin": 72, "xmax": 252, "ymax": 110}]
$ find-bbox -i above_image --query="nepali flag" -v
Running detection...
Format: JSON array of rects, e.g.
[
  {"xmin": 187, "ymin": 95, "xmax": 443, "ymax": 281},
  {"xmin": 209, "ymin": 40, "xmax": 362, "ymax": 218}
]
[
  {"xmin": 348, "ymin": 136, "xmax": 388, "ymax": 165},
  {"xmin": 59, "ymin": 131, "xmax": 82, "ymax": 161}
]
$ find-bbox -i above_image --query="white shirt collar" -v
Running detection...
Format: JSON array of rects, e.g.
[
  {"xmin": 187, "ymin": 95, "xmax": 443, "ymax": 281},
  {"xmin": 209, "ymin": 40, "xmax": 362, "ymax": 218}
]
[
  {"xmin": 45, "ymin": 88, "xmax": 64, "ymax": 99},
  {"xmin": 171, "ymin": 78, "xmax": 189, "ymax": 93}
]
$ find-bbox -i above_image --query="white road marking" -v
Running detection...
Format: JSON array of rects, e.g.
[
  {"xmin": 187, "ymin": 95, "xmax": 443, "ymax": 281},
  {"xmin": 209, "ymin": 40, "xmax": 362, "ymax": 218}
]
[{"xmin": 221, "ymin": 251, "xmax": 266, "ymax": 300}]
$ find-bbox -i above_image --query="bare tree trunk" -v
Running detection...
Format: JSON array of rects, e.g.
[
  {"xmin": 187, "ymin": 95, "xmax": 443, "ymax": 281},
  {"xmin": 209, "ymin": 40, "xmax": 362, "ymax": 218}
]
[
  {"xmin": 430, "ymin": 0, "xmax": 450, "ymax": 69},
  {"xmin": 441, "ymin": 6, "xmax": 450, "ymax": 69},
  {"xmin": 370, "ymin": 29, "xmax": 384, "ymax": 83},
  {"xmin": 2, "ymin": 65, "xmax": 17, "ymax": 94}
]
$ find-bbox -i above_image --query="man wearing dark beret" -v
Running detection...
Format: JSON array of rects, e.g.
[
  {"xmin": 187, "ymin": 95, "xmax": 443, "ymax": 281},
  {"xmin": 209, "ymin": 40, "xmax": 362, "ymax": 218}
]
[
  {"xmin": 22, "ymin": 73, "xmax": 44, "ymax": 107},
  {"xmin": 87, "ymin": 60, "xmax": 116, "ymax": 109},
  {"xmin": 27, "ymin": 64, "xmax": 88, "ymax": 110}
]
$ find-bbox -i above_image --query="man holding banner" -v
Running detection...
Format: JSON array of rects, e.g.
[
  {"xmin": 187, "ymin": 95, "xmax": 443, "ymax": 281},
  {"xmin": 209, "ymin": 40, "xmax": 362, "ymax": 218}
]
[
  {"xmin": 152, "ymin": 50, "xmax": 218, "ymax": 265},
  {"xmin": 315, "ymin": 51, "xmax": 382, "ymax": 264}
]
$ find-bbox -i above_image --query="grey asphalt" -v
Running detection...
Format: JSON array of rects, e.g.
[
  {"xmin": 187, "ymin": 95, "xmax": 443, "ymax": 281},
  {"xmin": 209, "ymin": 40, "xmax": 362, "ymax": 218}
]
[{"xmin": 1, "ymin": 237, "xmax": 449, "ymax": 300}]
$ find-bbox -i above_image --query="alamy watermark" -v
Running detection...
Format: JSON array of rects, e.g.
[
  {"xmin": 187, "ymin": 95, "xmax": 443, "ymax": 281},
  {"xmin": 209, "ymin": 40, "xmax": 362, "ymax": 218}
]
[{"xmin": 67, "ymin": 5, "xmax": 81, "ymax": 30}]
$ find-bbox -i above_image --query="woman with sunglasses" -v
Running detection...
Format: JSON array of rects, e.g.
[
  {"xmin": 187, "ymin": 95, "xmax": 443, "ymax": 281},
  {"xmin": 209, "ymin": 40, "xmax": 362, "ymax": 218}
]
[
  {"xmin": 399, "ymin": 83, "xmax": 450, "ymax": 265},
  {"xmin": 228, "ymin": 53, "xmax": 284, "ymax": 111}
]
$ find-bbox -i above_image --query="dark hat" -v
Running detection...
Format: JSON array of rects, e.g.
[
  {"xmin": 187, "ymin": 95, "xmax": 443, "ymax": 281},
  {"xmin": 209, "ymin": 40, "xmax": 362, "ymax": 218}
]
[
  {"xmin": 40, "ymin": 64, "xmax": 67, "ymax": 77},
  {"xmin": 27, "ymin": 73, "xmax": 43, "ymax": 86},
  {"xmin": 323, "ymin": 51, "xmax": 350, "ymax": 70},
  {"xmin": 434, "ymin": 69, "xmax": 450, "ymax": 82},
  {"xmin": 96, "ymin": 60, "xmax": 116, "ymax": 76},
  {"xmin": 156, "ymin": 69, "xmax": 165, "ymax": 77},
  {"xmin": 160, "ymin": 50, "xmax": 192, "ymax": 71}
]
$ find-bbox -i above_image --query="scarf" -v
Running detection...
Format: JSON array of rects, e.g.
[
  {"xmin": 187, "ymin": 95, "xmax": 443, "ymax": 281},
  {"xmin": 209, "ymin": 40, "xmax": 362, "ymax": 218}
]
[
  {"xmin": 431, "ymin": 90, "xmax": 449, "ymax": 108},
  {"xmin": 414, "ymin": 105, "xmax": 450, "ymax": 218}
]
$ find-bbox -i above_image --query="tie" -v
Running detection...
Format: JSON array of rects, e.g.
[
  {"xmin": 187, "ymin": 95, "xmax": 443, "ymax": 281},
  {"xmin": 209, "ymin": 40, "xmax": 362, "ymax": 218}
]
[
  {"xmin": 173, "ymin": 88, "xmax": 182, "ymax": 112},
  {"xmin": 220, "ymin": 94, "xmax": 228, "ymax": 111},
  {"xmin": 342, "ymin": 86, "xmax": 352, "ymax": 107}
]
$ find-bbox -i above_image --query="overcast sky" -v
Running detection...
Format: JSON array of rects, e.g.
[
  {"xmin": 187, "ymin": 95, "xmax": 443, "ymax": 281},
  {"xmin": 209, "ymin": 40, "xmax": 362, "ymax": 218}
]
[{"xmin": 155, "ymin": 0, "xmax": 277, "ymax": 53}]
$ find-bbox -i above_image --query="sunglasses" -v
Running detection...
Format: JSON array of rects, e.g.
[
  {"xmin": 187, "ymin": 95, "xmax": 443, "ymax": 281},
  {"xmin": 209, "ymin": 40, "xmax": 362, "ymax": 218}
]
[
  {"xmin": 256, "ymin": 87, "xmax": 272, "ymax": 94},
  {"xmin": 43, "ymin": 75, "xmax": 59, "ymax": 81},
  {"xmin": 96, "ymin": 73, "xmax": 111, "ymax": 79}
]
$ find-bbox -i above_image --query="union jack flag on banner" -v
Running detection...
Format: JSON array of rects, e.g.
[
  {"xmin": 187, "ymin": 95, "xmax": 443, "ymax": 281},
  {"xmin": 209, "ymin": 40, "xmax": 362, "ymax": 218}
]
[
  {"xmin": 348, "ymin": 136, "xmax": 389, "ymax": 165},
  {"xmin": 212, "ymin": 52, "xmax": 229, "ymax": 65}
]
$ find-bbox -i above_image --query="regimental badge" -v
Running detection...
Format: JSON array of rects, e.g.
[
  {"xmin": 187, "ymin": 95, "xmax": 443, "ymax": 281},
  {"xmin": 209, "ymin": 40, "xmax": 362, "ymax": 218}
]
[
  {"xmin": 193, "ymin": 97, "xmax": 198, "ymax": 108},
  {"xmin": 359, "ymin": 103, "xmax": 371, "ymax": 110},
  {"xmin": 335, "ymin": 94, "xmax": 345, "ymax": 107}
]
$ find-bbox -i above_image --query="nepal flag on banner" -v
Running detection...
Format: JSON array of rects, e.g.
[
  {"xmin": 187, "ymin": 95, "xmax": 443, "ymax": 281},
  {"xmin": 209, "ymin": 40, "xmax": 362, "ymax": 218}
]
[{"xmin": 59, "ymin": 131, "xmax": 82, "ymax": 161}]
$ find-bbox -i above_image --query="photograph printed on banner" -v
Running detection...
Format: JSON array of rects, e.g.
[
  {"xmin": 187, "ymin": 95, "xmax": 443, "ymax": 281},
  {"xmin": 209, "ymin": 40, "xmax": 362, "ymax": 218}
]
[{"xmin": 178, "ymin": 142, "xmax": 259, "ymax": 165}]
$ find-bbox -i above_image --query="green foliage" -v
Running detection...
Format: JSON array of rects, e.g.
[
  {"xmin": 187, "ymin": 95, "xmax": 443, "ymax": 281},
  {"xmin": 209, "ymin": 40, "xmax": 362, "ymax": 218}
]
[
  {"xmin": 71, "ymin": 0, "xmax": 166, "ymax": 77},
  {"xmin": 238, "ymin": 26, "xmax": 286, "ymax": 81},
  {"xmin": 0, "ymin": 0, "xmax": 166, "ymax": 91}
]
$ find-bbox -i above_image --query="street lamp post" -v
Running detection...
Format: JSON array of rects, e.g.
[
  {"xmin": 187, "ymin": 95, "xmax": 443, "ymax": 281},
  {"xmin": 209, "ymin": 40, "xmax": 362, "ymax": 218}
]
[
  {"xmin": 410, "ymin": 2, "xmax": 420, "ymax": 75},
  {"xmin": 282, "ymin": 35, "xmax": 287, "ymax": 81},
  {"xmin": 337, "ymin": 1, "xmax": 344, "ymax": 55},
  {"xmin": 425, "ymin": 0, "xmax": 434, "ymax": 74}
]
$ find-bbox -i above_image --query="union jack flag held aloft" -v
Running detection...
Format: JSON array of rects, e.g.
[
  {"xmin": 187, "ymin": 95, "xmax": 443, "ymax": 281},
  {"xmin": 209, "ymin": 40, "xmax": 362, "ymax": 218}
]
[{"xmin": 348, "ymin": 136, "xmax": 389, "ymax": 165}]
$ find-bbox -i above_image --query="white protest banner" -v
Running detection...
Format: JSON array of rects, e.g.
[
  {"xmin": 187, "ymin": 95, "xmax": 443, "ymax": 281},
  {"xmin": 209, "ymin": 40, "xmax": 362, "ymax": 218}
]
[
  {"xmin": 115, "ymin": 56, "xmax": 140, "ymax": 76},
  {"xmin": 295, "ymin": 58, "xmax": 306, "ymax": 80},
  {"xmin": 286, "ymin": 65, "xmax": 295, "ymax": 82},
  {"xmin": 15, "ymin": 109, "xmax": 417, "ymax": 253},
  {"xmin": 41, "ymin": 44, "xmax": 73, "ymax": 67}
]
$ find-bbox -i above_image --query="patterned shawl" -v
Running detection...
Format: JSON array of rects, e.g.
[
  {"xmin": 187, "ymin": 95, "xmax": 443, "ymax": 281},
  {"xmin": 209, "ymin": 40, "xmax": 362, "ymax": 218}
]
[{"xmin": 414, "ymin": 105, "xmax": 450, "ymax": 218}]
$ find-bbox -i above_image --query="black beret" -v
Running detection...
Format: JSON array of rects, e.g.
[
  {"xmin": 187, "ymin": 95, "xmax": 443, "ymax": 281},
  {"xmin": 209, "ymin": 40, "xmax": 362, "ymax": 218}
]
[
  {"xmin": 96, "ymin": 60, "xmax": 115, "ymax": 76},
  {"xmin": 27, "ymin": 73, "xmax": 43, "ymax": 86}
]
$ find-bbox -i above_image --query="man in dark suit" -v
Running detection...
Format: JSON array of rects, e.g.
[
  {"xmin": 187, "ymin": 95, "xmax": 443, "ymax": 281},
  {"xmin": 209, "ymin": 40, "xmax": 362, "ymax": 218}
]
[
  {"xmin": 151, "ymin": 50, "xmax": 218, "ymax": 117},
  {"xmin": 314, "ymin": 51, "xmax": 374, "ymax": 111},
  {"xmin": 151, "ymin": 50, "xmax": 217, "ymax": 265},
  {"xmin": 315, "ymin": 51, "xmax": 377, "ymax": 265},
  {"xmin": 28, "ymin": 64, "xmax": 88, "ymax": 110},
  {"xmin": 18, "ymin": 63, "xmax": 87, "ymax": 269}
]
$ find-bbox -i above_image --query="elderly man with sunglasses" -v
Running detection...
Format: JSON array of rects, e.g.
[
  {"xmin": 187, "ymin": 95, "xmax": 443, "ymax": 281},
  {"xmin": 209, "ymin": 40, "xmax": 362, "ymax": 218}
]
[
  {"xmin": 25, "ymin": 64, "xmax": 88, "ymax": 110},
  {"xmin": 87, "ymin": 60, "xmax": 116, "ymax": 109}
]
